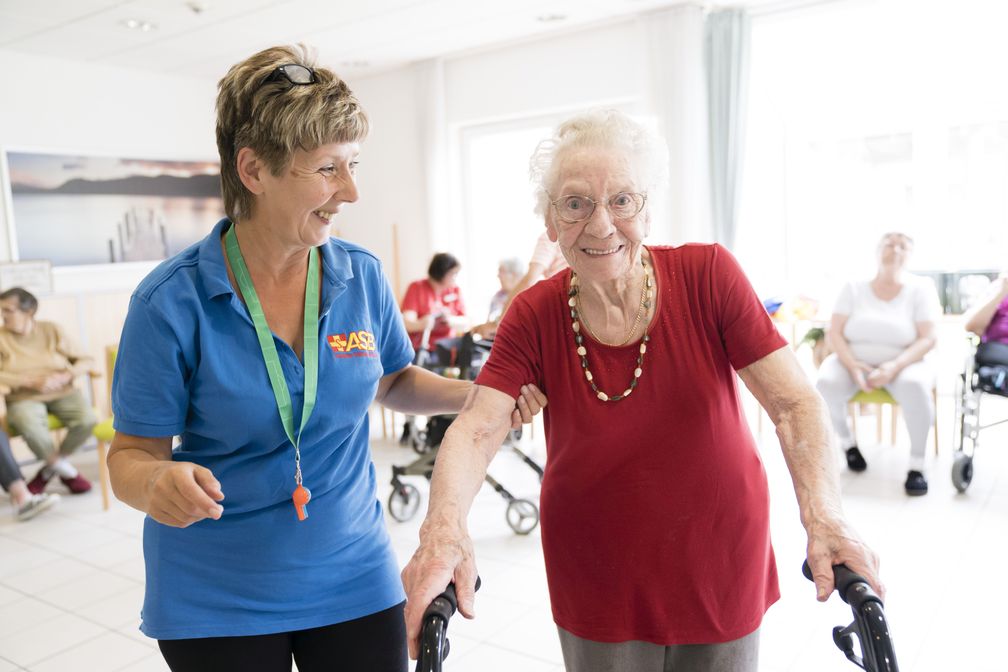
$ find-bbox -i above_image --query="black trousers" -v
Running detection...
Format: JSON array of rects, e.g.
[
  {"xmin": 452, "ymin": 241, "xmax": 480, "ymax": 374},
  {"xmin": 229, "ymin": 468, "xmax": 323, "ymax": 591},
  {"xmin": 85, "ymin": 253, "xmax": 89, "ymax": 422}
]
[{"xmin": 158, "ymin": 602, "xmax": 407, "ymax": 672}]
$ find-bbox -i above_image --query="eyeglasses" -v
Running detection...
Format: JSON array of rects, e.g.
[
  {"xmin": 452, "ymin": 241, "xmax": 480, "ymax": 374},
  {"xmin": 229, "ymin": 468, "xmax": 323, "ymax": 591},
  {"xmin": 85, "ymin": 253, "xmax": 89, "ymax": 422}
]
[
  {"xmin": 260, "ymin": 64, "xmax": 316, "ymax": 89},
  {"xmin": 548, "ymin": 192, "xmax": 647, "ymax": 224}
]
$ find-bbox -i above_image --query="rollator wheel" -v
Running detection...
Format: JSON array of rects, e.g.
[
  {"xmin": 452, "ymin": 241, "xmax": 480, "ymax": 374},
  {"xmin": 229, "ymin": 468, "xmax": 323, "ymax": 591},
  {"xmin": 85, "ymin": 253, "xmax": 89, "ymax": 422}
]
[
  {"xmin": 388, "ymin": 484, "xmax": 421, "ymax": 522},
  {"xmin": 952, "ymin": 451, "xmax": 974, "ymax": 493},
  {"xmin": 505, "ymin": 499, "xmax": 539, "ymax": 535}
]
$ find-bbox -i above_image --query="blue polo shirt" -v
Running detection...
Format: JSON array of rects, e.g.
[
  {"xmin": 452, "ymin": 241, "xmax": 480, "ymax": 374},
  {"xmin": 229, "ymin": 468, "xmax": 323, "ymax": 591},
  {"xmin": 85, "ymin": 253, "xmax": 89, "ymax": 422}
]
[{"xmin": 113, "ymin": 219, "xmax": 414, "ymax": 639}]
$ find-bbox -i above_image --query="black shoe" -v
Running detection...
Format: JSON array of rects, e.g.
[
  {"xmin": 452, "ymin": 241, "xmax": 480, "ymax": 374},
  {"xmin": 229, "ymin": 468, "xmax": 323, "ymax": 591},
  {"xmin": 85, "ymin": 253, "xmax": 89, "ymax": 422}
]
[
  {"xmin": 905, "ymin": 470, "xmax": 928, "ymax": 496},
  {"xmin": 845, "ymin": 446, "xmax": 867, "ymax": 472},
  {"xmin": 398, "ymin": 422, "xmax": 411, "ymax": 446}
]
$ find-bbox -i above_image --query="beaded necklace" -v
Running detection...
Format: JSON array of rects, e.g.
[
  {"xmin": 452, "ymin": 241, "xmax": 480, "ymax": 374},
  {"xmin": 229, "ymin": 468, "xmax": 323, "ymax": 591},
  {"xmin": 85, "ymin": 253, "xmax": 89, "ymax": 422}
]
[{"xmin": 567, "ymin": 255, "xmax": 653, "ymax": 402}]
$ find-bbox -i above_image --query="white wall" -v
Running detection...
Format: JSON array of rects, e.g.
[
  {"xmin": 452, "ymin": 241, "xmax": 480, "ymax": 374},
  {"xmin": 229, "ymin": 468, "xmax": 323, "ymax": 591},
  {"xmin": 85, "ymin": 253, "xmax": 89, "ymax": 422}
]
[
  {"xmin": 0, "ymin": 48, "xmax": 218, "ymax": 295},
  {"xmin": 0, "ymin": 11, "xmax": 705, "ymax": 329}
]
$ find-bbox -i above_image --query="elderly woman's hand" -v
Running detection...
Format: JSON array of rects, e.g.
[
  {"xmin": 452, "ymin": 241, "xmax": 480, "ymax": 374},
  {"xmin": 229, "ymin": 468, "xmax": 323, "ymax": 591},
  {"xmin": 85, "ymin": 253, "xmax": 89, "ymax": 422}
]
[
  {"xmin": 846, "ymin": 361, "xmax": 874, "ymax": 392},
  {"xmin": 866, "ymin": 361, "xmax": 898, "ymax": 388},
  {"xmin": 511, "ymin": 384, "xmax": 547, "ymax": 428},
  {"xmin": 805, "ymin": 516, "xmax": 883, "ymax": 603},
  {"xmin": 401, "ymin": 521, "xmax": 478, "ymax": 660}
]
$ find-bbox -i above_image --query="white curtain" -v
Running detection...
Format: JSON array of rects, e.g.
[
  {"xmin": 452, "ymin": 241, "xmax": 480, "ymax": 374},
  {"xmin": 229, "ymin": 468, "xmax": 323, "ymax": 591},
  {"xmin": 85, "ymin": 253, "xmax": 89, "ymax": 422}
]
[
  {"xmin": 705, "ymin": 8, "xmax": 751, "ymax": 250},
  {"xmin": 641, "ymin": 3, "xmax": 711, "ymax": 245},
  {"xmin": 415, "ymin": 58, "xmax": 448, "ymax": 256}
]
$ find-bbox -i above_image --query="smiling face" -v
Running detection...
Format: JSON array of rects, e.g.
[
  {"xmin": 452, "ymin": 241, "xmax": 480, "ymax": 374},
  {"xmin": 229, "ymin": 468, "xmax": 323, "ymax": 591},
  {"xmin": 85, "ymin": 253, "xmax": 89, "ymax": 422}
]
[
  {"xmin": 253, "ymin": 142, "xmax": 360, "ymax": 248},
  {"xmin": 546, "ymin": 144, "xmax": 650, "ymax": 284}
]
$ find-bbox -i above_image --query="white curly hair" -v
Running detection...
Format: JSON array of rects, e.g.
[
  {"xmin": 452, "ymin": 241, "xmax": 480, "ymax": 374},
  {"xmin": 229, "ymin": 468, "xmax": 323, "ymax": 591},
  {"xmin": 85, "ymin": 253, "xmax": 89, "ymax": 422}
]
[{"xmin": 528, "ymin": 109, "xmax": 669, "ymax": 217}]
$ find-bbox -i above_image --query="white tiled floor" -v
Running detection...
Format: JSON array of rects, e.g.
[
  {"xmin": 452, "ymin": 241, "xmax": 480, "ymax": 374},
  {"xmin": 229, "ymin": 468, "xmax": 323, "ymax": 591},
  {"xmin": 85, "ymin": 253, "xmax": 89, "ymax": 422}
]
[{"xmin": 2, "ymin": 394, "xmax": 1007, "ymax": 671}]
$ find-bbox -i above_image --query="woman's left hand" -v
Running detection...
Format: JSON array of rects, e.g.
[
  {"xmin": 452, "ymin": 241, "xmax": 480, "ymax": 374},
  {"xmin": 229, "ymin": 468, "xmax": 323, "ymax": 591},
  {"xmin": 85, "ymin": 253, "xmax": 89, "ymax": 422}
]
[
  {"xmin": 805, "ymin": 517, "xmax": 883, "ymax": 602},
  {"xmin": 866, "ymin": 361, "xmax": 898, "ymax": 388},
  {"xmin": 511, "ymin": 384, "xmax": 547, "ymax": 428}
]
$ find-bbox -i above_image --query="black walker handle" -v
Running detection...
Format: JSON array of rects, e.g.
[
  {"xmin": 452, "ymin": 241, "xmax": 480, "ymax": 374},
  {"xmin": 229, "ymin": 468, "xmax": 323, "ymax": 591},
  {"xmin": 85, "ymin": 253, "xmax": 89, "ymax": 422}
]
[
  {"xmin": 416, "ymin": 576, "xmax": 481, "ymax": 672},
  {"xmin": 802, "ymin": 560, "xmax": 899, "ymax": 672}
]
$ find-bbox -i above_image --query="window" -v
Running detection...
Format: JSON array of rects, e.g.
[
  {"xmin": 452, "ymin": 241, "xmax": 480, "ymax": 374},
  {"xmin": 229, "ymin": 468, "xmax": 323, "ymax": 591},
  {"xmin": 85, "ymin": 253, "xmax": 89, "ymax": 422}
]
[{"xmin": 736, "ymin": 0, "xmax": 1008, "ymax": 313}]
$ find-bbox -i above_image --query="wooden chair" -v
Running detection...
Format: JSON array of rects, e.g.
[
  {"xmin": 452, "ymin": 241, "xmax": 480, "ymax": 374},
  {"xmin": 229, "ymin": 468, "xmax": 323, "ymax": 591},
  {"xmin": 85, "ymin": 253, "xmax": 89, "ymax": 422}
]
[{"xmin": 848, "ymin": 387, "xmax": 939, "ymax": 455}]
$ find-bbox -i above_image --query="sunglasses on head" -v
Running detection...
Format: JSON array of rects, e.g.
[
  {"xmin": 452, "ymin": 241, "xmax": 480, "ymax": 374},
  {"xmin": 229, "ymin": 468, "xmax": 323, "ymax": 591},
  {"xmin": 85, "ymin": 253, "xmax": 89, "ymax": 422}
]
[{"xmin": 261, "ymin": 63, "xmax": 316, "ymax": 88}]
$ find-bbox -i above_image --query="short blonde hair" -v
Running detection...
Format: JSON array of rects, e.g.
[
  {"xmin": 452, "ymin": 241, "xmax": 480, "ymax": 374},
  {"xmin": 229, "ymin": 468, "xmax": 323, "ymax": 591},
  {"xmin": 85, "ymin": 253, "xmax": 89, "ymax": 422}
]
[
  {"xmin": 529, "ymin": 109, "xmax": 668, "ymax": 217},
  {"xmin": 215, "ymin": 44, "xmax": 369, "ymax": 221}
]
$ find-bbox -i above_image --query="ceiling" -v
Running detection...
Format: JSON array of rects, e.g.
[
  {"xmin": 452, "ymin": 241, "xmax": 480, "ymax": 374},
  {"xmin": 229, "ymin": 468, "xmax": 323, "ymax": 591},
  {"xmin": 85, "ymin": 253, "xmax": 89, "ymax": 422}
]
[{"xmin": 0, "ymin": 0, "xmax": 786, "ymax": 80}]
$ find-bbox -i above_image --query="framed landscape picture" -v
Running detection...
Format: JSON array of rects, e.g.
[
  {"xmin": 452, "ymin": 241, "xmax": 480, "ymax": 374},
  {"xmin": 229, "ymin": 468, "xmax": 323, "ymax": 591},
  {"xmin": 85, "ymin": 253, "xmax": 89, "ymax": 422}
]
[{"xmin": 2, "ymin": 150, "xmax": 222, "ymax": 267}]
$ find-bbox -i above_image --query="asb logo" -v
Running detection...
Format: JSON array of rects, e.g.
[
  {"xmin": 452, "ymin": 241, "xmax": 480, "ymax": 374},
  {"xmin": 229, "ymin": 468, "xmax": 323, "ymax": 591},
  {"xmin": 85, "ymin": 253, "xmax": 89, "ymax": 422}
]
[{"xmin": 327, "ymin": 330, "xmax": 378, "ymax": 358}]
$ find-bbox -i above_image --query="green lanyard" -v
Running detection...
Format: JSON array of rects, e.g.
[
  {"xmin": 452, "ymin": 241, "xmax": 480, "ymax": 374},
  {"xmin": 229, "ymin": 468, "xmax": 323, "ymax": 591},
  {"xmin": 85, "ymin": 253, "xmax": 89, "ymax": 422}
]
[{"xmin": 224, "ymin": 225, "xmax": 319, "ymax": 491}]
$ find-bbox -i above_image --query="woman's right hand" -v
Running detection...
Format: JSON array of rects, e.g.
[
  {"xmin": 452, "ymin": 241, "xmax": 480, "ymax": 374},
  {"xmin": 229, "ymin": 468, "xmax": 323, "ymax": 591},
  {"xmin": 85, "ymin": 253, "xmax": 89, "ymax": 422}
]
[
  {"xmin": 145, "ymin": 461, "xmax": 225, "ymax": 528},
  {"xmin": 401, "ymin": 523, "xmax": 478, "ymax": 659},
  {"xmin": 846, "ymin": 361, "xmax": 874, "ymax": 392}
]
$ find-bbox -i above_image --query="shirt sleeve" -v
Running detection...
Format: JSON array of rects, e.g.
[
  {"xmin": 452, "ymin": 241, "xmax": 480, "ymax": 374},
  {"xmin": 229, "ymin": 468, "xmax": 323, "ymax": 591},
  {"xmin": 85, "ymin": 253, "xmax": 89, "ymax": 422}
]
[
  {"xmin": 400, "ymin": 280, "xmax": 424, "ymax": 315},
  {"xmin": 52, "ymin": 322, "xmax": 93, "ymax": 367},
  {"xmin": 112, "ymin": 295, "xmax": 190, "ymax": 437},
  {"xmin": 528, "ymin": 232, "xmax": 557, "ymax": 270},
  {"xmin": 474, "ymin": 294, "xmax": 543, "ymax": 400},
  {"xmin": 375, "ymin": 265, "xmax": 415, "ymax": 375},
  {"xmin": 832, "ymin": 282, "xmax": 856, "ymax": 316},
  {"xmin": 707, "ymin": 245, "xmax": 788, "ymax": 371},
  {"xmin": 913, "ymin": 278, "xmax": 942, "ymax": 323}
]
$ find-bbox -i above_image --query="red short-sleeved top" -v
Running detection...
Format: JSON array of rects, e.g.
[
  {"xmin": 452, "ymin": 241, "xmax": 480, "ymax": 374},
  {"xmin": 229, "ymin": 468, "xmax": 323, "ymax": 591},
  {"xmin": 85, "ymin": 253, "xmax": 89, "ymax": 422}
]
[
  {"xmin": 400, "ymin": 279, "xmax": 466, "ymax": 349},
  {"xmin": 476, "ymin": 244, "xmax": 787, "ymax": 645}
]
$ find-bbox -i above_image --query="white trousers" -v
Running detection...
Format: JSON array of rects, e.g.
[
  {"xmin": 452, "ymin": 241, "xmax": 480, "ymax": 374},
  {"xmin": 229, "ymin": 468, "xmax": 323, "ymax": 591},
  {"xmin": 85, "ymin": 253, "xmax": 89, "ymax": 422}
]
[{"xmin": 815, "ymin": 354, "xmax": 934, "ymax": 472}]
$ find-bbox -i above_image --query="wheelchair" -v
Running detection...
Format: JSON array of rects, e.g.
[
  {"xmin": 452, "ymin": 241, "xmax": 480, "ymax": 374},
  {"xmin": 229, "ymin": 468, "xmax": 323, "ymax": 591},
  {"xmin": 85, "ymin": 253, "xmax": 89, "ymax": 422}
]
[
  {"xmin": 388, "ymin": 332, "xmax": 544, "ymax": 535},
  {"xmin": 951, "ymin": 339, "xmax": 1008, "ymax": 493}
]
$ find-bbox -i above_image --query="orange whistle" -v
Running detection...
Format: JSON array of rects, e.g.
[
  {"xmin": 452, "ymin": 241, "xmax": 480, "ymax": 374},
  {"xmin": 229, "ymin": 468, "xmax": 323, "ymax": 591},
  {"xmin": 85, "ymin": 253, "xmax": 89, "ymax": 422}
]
[{"xmin": 292, "ymin": 485, "xmax": 311, "ymax": 521}]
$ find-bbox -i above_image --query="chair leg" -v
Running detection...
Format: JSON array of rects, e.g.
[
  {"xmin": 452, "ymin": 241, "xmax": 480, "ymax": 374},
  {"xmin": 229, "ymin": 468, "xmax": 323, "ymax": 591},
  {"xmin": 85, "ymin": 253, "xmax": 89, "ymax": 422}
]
[
  {"xmin": 875, "ymin": 404, "xmax": 883, "ymax": 443},
  {"xmin": 96, "ymin": 439, "xmax": 110, "ymax": 511},
  {"xmin": 890, "ymin": 404, "xmax": 898, "ymax": 445},
  {"xmin": 932, "ymin": 387, "xmax": 939, "ymax": 455},
  {"xmin": 849, "ymin": 403, "xmax": 858, "ymax": 443}
]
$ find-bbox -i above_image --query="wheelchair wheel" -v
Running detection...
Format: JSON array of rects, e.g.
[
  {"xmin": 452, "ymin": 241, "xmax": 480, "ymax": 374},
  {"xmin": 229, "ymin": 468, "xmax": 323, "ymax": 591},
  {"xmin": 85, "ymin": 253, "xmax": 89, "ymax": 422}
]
[
  {"xmin": 388, "ymin": 484, "xmax": 421, "ymax": 522},
  {"xmin": 505, "ymin": 499, "xmax": 539, "ymax": 535},
  {"xmin": 952, "ymin": 451, "xmax": 974, "ymax": 493}
]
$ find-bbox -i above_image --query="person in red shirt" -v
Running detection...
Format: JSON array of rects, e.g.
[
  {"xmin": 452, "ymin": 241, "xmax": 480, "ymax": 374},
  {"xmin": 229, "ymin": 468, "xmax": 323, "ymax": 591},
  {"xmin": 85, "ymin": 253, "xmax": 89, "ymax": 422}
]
[
  {"xmin": 400, "ymin": 252, "xmax": 468, "ymax": 352},
  {"xmin": 401, "ymin": 110, "xmax": 882, "ymax": 671}
]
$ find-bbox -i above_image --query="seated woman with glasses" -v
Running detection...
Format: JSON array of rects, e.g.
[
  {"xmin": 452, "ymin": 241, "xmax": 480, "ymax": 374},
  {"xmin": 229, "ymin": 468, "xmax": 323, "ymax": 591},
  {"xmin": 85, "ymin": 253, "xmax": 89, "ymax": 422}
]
[
  {"xmin": 401, "ymin": 109, "xmax": 882, "ymax": 672},
  {"xmin": 0, "ymin": 287, "xmax": 97, "ymax": 496},
  {"xmin": 106, "ymin": 45, "xmax": 545, "ymax": 672}
]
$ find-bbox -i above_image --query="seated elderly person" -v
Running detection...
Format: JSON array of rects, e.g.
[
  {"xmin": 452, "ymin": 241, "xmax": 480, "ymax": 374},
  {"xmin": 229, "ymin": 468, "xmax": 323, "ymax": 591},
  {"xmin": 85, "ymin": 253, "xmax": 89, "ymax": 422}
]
[
  {"xmin": 815, "ymin": 233, "xmax": 940, "ymax": 496},
  {"xmin": 487, "ymin": 257, "xmax": 525, "ymax": 324},
  {"xmin": 400, "ymin": 252, "xmax": 468, "ymax": 353},
  {"xmin": 402, "ymin": 109, "xmax": 880, "ymax": 672},
  {"xmin": 0, "ymin": 287, "xmax": 97, "ymax": 494}
]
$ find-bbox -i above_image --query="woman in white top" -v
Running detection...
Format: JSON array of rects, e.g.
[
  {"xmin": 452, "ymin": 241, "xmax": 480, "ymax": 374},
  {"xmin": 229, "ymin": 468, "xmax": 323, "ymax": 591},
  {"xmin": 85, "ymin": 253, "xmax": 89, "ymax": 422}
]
[{"xmin": 815, "ymin": 232, "xmax": 940, "ymax": 495}]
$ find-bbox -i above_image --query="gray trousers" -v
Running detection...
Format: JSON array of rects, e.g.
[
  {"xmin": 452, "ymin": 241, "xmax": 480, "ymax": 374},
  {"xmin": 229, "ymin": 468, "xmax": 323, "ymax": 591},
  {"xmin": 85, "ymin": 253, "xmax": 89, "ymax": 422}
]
[
  {"xmin": 815, "ymin": 354, "xmax": 934, "ymax": 471},
  {"xmin": 0, "ymin": 430, "xmax": 22, "ymax": 491},
  {"xmin": 558, "ymin": 626, "xmax": 760, "ymax": 672},
  {"xmin": 6, "ymin": 390, "xmax": 97, "ymax": 462}
]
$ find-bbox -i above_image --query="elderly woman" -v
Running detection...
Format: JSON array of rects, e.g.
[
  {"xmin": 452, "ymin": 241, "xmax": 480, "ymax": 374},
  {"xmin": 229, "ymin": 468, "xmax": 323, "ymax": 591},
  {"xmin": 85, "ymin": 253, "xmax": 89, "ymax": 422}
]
[
  {"xmin": 487, "ymin": 257, "xmax": 525, "ymax": 323},
  {"xmin": 0, "ymin": 287, "xmax": 97, "ymax": 495},
  {"xmin": 401, "ymin": 110, "xmax": 881, "ymax": 672},
  {"xmin": 816, "ymin": 233, "xmax": 940, "ymax": 496},
  {"xmin": 107, "ymin": 45, "xmax": 543, "ymax": 672}
]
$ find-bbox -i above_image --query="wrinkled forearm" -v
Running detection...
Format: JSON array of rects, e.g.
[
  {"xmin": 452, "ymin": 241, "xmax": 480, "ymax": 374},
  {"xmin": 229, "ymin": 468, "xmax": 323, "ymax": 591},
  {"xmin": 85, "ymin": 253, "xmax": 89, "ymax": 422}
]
[
  {"xmin": 421, "ymin": 388, "xmax": 511, "ymax": 535},
  {"xmin": 772, "ymin": 392, "xmax": 844, "ymax": 530}
]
